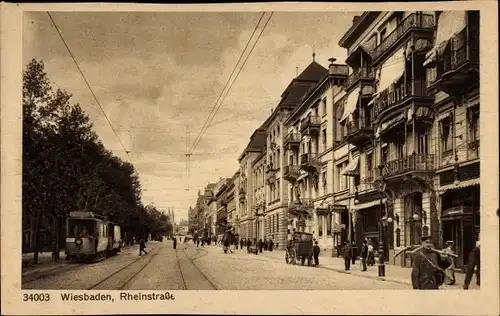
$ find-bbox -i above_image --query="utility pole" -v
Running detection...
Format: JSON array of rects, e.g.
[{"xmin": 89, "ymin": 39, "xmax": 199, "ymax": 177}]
[{"xmin": 185, "ymin": 125, "xmax": 192, "ymax": 192}]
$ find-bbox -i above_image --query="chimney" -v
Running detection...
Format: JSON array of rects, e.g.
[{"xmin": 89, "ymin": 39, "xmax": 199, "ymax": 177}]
[
  {"xmin": 328, "ymin": 58, "xmax": 337, "ymax": 74},
  {"xmin": 352, "ymin": 15, "xmax": 361, "ymax": 24}
]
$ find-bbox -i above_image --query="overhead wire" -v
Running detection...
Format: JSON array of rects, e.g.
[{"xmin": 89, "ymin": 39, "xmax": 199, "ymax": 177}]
[
  {"xmin": 46, "ymin": 12, "xmax": 132, "ymax": 162},
  {"xmin": 188, "ymin": 12, "xmax": 268, "ymax": 155},
  {"xmin": 189, "ymin": 12, "xmax": 274, "ymax": 155}
]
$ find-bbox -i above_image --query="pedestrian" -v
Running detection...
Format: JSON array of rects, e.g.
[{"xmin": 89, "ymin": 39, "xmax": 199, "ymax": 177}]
[
  {"xmin": 173, "ymin": 237, "xmax": 177, "ymax": 250},
  {"xmin": 268, "ymin": 239, "xmax": 274, "ymax": 252},
  {"xmin": 411, "ymin": 236, "xmax": 450, "ymax": 290},
  {"xmin": 342, "ymin": 241, "xmax": 353, "ymax": 271},
  {"xmin": 351, "ymin": 241, "xmax": 357, "ymax": 265},
  {"xmin": 139, "ymin": 239, "xmax": 148, "ymax": 256},
  {"xmin": 377, "ymin": 248, "xmax": 386, "ymax": 277},
  {"xmin": 442, "ymin": 241, "xmax": 457, "ymax": 285},
  {"xmin": 367, "ymin": 242, "xmax": 375, "ymax": 266},
  {"xmin": 197, "ymin": 238, "xmax": 200, "ymax": 247},
  {"xmin": 464, "ymin": 240, "xmax": 480, "ymax": 290},
  {"xmin": 361, "ymin": 239, "xmax": 368, "ymax": 271},
  {"xmin": 258, "ymin": 239, "xmax": 263, "ymax": 253},
  {"xmin": 246, "ymin": 239, "xmax": 251, "ymax": 253},
  {"xmin": 240, "ymin": 238, "xmax": 244, "ymax": 250},
  {"xmin": 313, "ymin": 241, "xmax": 320, "ymax": 266}
]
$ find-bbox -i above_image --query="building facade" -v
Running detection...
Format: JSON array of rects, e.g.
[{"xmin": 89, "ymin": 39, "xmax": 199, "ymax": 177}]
[
  {"xmin": 335, "ymin": 10, "xmax": 479, "ymax": 269},
  {"xmin": 236, "ymin": 128, "xmax": 267, "ymax": 241},
  {"xmin": 283, "ymin": 59, "xmax": 348, "ymax": 251},
  {"xmin": 252, "ymin": 151, "xmax": 267, "ymax": 241},
  {"xmin": 226, "ymin": 172, "xmax": 238, "ymax": 236}
]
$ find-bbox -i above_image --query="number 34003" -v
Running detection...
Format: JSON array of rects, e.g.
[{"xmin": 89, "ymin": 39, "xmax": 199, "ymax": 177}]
[{"xmin": 23, "ymin": 293, "xmax": 50, "ymax": 302}]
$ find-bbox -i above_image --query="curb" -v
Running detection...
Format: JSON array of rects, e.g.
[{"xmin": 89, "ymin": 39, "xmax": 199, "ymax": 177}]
[{"xmin": 319, "ymin": 265, "xmax": 412, "ymax": 286}]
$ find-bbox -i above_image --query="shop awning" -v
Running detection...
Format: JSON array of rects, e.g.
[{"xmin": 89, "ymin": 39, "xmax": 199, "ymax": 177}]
[
  {"xmin": 437, "ymin": 178, "xmax": 480, "ymax": 193},
  {"xmin": 341, "ymin": 156, "xmax": 360, "ymax": 176},
  {"xmin": 339, "ymin": 87, "xmax": 360, "ymax": 123},
  {"xmin": 378, "ymin": 112, "xmax": 406, "ymax": 136},
  {"xmin": 378, "ymin": 48, "xmax": 406, "ymax": 92},
  {"xmin": 441, "ymin": 205, "xmax": 473, "ymax": 220},
  {"xmin": 424, "ymin": 11, "xmax": 467, "ymax": 67},
  {"xmin": 353, "ymin": 198, "xmax": 387, "ymax": 210},
  {"xmin": 296, "ymin": 171, "xmax": 309, "ymax": 182},
  {"xmin": 405, "ymin": 38, "xmax": 433, "ymax": 58},
  {"xmin": 407, "ymin": 106, "xmax": 432, "ymax": 123}
]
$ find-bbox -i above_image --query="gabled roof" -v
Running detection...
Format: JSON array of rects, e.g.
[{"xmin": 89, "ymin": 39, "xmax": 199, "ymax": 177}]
[
  {"xmin": 279, "ymin": 61, "xmax": 328, "ymax": 107},
  {"xmin": 296, "ymin": 61, "xmax": 329, "ymax": 82}
]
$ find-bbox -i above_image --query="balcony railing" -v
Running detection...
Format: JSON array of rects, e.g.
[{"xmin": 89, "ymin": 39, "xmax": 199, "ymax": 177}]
[
  {"xmin": 381, "ymin": 154, "xmax": 434, "ymax": 178},
  {"xmin": 346, "ymin": 120, "xmax": 372, "ymax": 135},
  {"xmin": 284, "ymin": 132, "xmax": 301, "ymax": 146},
  {"xmin": 300, "ymin": 115, "xmax": 321, "ymax": 131},
  {"xmin": 372, "ymin": 13, "xmax": 435, "ymax": 61},
  {"xmin": 356, "ymin": 177, "xmax": 377, "ymax": 193},
  {"xmin": 372, "ymin": 80, "xmax": 428, "ymax": 118},
  {"xmin": 345, "ymin": 68, "xmax": 375, "ymax": 90},
  {"xmin": 300, "ymin": 153, "xmax": 319, "ymax": 165},
  {"xmin": 435, "ymin": 27, "xmax": 480, "ymax": 80}
]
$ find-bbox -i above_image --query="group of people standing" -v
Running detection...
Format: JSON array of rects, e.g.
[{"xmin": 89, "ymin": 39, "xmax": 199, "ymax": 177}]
[{"xmin": 341, "ymin": 239, "xmax": 386, "ymax": 276}]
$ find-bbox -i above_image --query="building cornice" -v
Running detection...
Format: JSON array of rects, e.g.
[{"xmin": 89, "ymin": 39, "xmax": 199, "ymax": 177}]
[{"xmin": 338, "ymin": 12, "xmax": 381, "ymax": 48}]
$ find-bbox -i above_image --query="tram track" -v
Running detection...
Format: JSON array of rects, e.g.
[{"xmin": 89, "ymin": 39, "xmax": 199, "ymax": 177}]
[
  {"xmin": 176, "ymin": 247, "xmax": 219, "ymax": 290},
  {"xmin": 87, "ymin": 247, "xmax": 161, "ymax": 290}
]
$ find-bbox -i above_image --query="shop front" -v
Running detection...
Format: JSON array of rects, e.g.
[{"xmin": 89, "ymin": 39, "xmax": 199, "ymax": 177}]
[
  {"xmin": 330, "ymin": 204, "xmax": 349, "ymax": 257},
  {"xmin": 440, "ymin": 184, "xmax": 480, "ymax": 270}
]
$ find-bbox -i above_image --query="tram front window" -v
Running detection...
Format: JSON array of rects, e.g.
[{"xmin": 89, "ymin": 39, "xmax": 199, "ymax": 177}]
[{"xmin": 68, "ymin": 220, "xmax": 95, "ymax": 238}]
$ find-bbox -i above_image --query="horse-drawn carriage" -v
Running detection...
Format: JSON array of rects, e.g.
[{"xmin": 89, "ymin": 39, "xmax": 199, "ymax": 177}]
[{"xmin": 285, "ymin": 231, "xmax": 314, "ymax": 266}]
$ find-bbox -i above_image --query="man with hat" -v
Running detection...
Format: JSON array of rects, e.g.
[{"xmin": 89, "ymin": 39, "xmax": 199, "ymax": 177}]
[
  {"xmin": 411, "ymin": 236, "xmax": 451, "ymax": 290},
  {"xmin": 442, "ymin": 240, "xmax": 456, "ymax": 285}
]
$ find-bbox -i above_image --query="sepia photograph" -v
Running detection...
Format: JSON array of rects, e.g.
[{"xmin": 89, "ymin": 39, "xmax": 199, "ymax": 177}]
[
  {"xmin": 20, "ymin": 8, "xmax": 483, "ymax": 291},
  {"xmin": 1, "ymin": 2, "xmax": 499, "ymax": 315}
]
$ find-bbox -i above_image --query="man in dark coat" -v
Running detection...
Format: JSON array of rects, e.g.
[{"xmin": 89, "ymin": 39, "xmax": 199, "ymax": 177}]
[
  {"xmin": 258, "ymin": 239, "xmax": 264, "ymax": 253},
  {"xmin": 313, "ymin": 241, "xmax": 321, "ymax": 266},
  {"xmin": 411, "ymin": 236, "xmax": 450, "ymax": 290},
  {"xmin": 268, "ymin": 239, "xmax": 274, "ymax": 252},
  {"xmin": 173, "ymin": 237, "xmax": 177, "ymax": 249},
  {"xmin": 342, "ymin": 241, "xmax": 353, "ymax": 271},
  {"xmin": 360, "ymin": 239, "xmax": 368, "ymax": 271},
  {"xmin": 464, "ymin": 241, "xmax": 480, "ymax": 289},
  {"xmin": 139, "ymin": 239, "xmax": 148, "ymax": 256}
]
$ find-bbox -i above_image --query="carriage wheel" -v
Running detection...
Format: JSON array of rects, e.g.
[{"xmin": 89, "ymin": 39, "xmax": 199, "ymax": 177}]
[
  {"xmin": 285, "ymin": 251, "xmax": 290, "ymax": 264},
  {"xmin": 290, "ymin": 248, "xmax": 297, "ymax": 265}
]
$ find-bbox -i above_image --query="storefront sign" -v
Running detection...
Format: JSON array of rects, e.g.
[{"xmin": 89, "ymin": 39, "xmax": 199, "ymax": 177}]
[{"xmin": 329, "ymin": 205, "xmax": 347, "ymax": 213}]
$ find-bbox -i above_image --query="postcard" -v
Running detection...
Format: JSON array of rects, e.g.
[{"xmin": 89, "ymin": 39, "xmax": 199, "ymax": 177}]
[{"xmin": 1, "ymin": 1, "xmax": 498, "ymax": 315}]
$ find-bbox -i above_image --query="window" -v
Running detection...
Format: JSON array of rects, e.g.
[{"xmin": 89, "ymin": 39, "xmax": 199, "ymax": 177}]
[
  {"xmin": 381, "ymin": 145, "xmax": 389, "ymax": 165},
  {"xmin": 326, "ymin": 213, "xmax": 332, "ymax": 236},
  {"xmin": 440, "ymin": 116, "xmax": 453, "ymax": 156},
  {"xmin": 318, "ymin": 216, "xmax": 323, "ymax": 237},
  {"xmin": 322, "ymin": 98, "xmax": 327, "ymax": 116},
  {"xmin": 417, "ymin": 131, "xmax": 429, "ymax": 155},
  {"xmin": 337, "ymin": 161, "xmax": 348, "ymax": 191},
  {"xmin": 322, "ymin": 170, "xmax": 328, "ymax": 191},
  {"xmin": 276, "ymin": 214, "xmax": 279, "ymax": 232},
  {"xmin": 322, "ymin": 129, "xmax": 327, "ymax": 151},
  {"xmin": 290, "ymin": 188, "xmax": 294, "ymax": 202},
  {"xmin": 468, "ymin": 105, "xmax": 479, "ymax": 142},
  {"xmin": 276, "ymin": 180, "xmax": 280, "ymax": 200},
  {"xmin": 379, "ymin": 28, "xmax": 387, "ymax": 41},
  {"xmin": 395, "ymin": 138, "xmax": 405, "ymax": 158},
  {"xmin": 276, "ymin": 149, "xmax": 280, "ymax": 167},
  {"xmin": 366, "ymin": 153, "xmax": 373, "ymax": 179}
]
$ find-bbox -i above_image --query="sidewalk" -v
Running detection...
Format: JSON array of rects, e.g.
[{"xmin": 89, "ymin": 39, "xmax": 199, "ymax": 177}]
[{"xmin": 257, "ymin": 249, "xmax": 479, "ymax": 290}]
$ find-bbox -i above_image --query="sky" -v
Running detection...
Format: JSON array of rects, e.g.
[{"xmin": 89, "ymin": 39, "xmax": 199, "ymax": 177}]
[{"xmin": 23, "ymin": 10, "xmax": 360, "ymax": 223}]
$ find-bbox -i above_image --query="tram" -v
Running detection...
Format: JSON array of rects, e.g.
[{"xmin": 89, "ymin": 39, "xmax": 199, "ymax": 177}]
[{"xmin": 65, "ymin": 211, "xmax": 123, "ymax": 261}]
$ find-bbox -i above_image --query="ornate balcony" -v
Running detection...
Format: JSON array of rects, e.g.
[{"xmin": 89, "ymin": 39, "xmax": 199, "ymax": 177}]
[
  {"xmin": 372, "ymin": 79, "xmax": 433, "ymax": 122},
  {"xmin": 380, "ymin": 154, "xmax": 434, "ymax": 181},
  {"xmin": 346, "ymin": 120, "xmax": 374, "ymax": 147},
  {"xmin": 238, "ymin": 188, "xmax": 246, "ymax": 202},
  {"xmin": 300, "ymin": 115, "xmax": 321, "ymax": 134},
  {"xmin": 345, "ymin": 67, "xmax": 375, "ymax": 91},
  {"xmin": 372, "ymin": 13, "xmax": 435, "ymax": 64},
  {"xmin": 429, "ymin": 27, "xmax": 479, "ymax": 96},
  {"xmin": 283, "ymin": 132, "xmax": 301, "ymax": 151},
  {"xmin": 300, "ymin": 153, "xmax": 320, "ymax": 173},
  {"xmin": 266, "ymin": 171, "xmax": 277, "ymax": 184},
  {"xmin": 283, "ymin": 165, "xmax": 301, "ymax": 183}
]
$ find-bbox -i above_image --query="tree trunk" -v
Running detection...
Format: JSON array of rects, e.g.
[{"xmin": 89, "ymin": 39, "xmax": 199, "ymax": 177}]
[
  {"xmin": 53, "ymin": 217, "xmax": 62, "ymax": 262},
  {"xmin": 33, "ymin": 215, "xmax": 42, "ymax": 264}
]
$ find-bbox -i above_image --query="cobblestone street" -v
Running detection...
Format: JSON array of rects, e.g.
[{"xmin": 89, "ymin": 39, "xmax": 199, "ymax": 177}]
[{"xmin": 24, "ymin": 241, "xmax": 477, "ymax": 290}]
